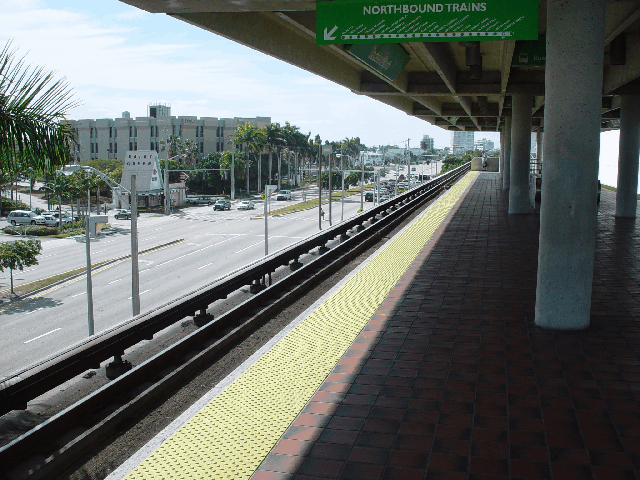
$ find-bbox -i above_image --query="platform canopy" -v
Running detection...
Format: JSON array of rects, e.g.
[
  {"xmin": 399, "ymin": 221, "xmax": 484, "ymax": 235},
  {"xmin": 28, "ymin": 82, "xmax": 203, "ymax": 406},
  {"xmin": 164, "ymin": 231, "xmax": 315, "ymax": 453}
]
[{"xmin": 119, "ymin": 0, "xmax": 640, "ymax": 132}]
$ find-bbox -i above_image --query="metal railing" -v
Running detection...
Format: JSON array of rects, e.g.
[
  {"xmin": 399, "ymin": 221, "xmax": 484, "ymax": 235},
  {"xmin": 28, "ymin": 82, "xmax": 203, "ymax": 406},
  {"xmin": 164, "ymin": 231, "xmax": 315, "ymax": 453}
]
[{"xmin": 0, "ymin": 164, "xmax": 470, "ymax": 416}]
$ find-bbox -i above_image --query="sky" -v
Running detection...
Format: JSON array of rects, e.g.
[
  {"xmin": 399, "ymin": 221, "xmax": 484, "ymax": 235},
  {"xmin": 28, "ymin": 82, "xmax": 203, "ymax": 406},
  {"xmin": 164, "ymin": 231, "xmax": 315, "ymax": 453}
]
[{"xmin": 0, "ymin": 0, "xmax": 626, "ymax": 189}]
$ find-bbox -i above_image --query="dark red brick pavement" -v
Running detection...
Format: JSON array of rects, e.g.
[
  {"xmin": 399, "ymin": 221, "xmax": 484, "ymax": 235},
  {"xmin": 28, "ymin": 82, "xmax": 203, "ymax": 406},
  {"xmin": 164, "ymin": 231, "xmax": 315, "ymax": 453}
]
[{"xmin": 252, "ymin": 173, "xmax": 640, "ymax": 480}]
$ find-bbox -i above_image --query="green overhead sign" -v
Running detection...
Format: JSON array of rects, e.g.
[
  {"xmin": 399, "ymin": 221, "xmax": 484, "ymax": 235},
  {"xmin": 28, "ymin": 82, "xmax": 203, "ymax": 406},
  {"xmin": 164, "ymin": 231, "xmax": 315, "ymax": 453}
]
[
  {"xmin": 512, "ymin": 36, "xmax": 546, "ymax": 66},
  {"xmin": 316, "ymin": 0, "xmax": 540, "ymax": 45},
  {"xmin": 346, "ymin": 43, "xmax": 410, "ymax": 80}
]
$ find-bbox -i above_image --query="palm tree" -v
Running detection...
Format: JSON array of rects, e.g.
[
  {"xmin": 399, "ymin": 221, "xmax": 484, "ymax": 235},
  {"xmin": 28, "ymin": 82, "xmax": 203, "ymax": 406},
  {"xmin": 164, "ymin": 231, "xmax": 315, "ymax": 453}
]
[
  {"xmin": 234, "ymin": 123, "xmax": 266, "ymax": 194},
  {"xmin": 265, "ymin": 123, "xmax": 284, "ymax": 187},
  {"xmin": 0, "ymin": 40, "xmax": 78, "ymax": 172}
]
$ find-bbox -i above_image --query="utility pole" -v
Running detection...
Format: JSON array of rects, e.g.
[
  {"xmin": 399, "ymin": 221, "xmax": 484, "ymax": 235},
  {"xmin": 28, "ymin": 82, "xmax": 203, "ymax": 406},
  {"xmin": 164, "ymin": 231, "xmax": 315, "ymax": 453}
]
[
  {"xmin": 131, "ymin": 175, "xmax": 140, "ymax": 316},
  {"xmin": 318, "ymin": 144, "xmax": 322, "ymax": 230},
  {"xmin": 328, "ymin": 152, "xmax": 332, "ymax": 226}
]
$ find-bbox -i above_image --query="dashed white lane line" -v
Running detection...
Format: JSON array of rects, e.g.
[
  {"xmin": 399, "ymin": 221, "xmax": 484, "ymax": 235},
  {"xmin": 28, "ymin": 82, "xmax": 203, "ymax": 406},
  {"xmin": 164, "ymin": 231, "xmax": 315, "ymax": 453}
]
[
  {"xmin": 129, "ymin": 289, "xmax": 150, "ymax": 299},
  {"xmin": 24, "ymin": 328, "xmax": 61, "ymax": 344},
  {"xmin": 153, "ymin": 236, "xmax": 239, "ymax": 268},
  {"xmin": 197, "ymin": 240, "xmax": 264, "ymax": 270},
  {"xmin": 109, "ymin": 278, "xmax": 124, "ymax": 285},
  {"xmin": 72, "ymin": 291, "xmax": 86, "ymax": 297}
]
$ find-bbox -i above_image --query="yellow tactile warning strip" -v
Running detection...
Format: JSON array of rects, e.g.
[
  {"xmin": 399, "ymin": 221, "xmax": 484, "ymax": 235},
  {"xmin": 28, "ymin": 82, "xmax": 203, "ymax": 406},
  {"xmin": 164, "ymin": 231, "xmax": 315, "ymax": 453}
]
[{"xmin": 125, "ymin": 172, "xmax": 478, "ymax": 480}]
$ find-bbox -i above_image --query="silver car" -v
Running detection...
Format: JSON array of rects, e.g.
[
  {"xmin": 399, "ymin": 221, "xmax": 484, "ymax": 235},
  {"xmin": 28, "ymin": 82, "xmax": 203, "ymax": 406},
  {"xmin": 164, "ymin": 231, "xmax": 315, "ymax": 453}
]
[{"xmin": 6, "ymin": 210, "xmax": 46, "ymax": 226}]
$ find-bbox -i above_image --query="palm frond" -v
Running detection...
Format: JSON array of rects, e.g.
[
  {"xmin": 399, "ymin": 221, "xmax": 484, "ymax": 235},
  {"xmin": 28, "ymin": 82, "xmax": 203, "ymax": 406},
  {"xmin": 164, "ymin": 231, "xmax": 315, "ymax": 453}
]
[{"xmin": 0, "ymin": 40, "xmax": 80, "ymax": 173}]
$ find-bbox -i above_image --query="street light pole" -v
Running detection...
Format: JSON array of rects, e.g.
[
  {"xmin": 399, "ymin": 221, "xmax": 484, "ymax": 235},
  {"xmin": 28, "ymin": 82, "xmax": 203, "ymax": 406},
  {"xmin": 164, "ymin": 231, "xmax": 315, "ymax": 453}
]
[
  {"xmin": 318, "ymin": 145, "xmax": 322, "ymax": 230},
  {"xmin": 85, "ymin": 187, "xmax": 94, "ymax": 336},
  {"xmin": 341, "ymin": 154, "xmax": 345, "ymax": 223},
  {"xmin": 231, "ymin": 145, "xmax": 235, "ymax": 201},
  {"xmin": 360, "ymin": 152, "xmax": 364, "ymax": 211},
  {"xmin": 328, "ymin": 153, "xmax": 332, "ymax": 226},
  {"xmin": 131, "ymin": 175, "xmax": 140, "ymax": 316}
]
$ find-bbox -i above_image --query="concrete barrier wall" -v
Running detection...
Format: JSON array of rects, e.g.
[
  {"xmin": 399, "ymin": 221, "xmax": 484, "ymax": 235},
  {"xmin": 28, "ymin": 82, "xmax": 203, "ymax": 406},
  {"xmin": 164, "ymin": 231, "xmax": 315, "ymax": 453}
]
[{"xmin": 471, "ymin": 157, "xmax": 500, "ymax": 172}]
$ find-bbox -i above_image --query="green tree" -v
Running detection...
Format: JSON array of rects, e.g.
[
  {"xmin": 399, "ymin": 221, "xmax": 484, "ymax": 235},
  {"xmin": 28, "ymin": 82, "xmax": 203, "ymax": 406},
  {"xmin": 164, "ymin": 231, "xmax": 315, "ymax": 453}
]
[
  {"xmin": 0, "ymin": 40, "xmax": 78, "ymax": 172},
  {"xmin": 0, "ymin": 239, "xmax": 42, "ymax": 294},
  {"xmin": 234, "ymin": 123, "xmax": 266, "ymax": 194},
  {"xmin": 159, "ymin": 135, "xmax": 180, "ymax": 161},
  {"xmin": 40, "ymin": 173, "xmax": 71, "ymax": 229},
  {"xmin": 179, "ymin": 138, "xmax": 199, "ymax": 166}
]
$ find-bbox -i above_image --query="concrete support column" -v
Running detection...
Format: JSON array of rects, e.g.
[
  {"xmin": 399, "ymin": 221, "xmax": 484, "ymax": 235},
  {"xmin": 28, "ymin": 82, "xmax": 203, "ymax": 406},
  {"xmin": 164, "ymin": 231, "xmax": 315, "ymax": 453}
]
[
  {"xmin": 535, "ymin": 0, "xmax": 605, "ymax": 330},
  {"xmin": 616, "ymin": 95, "xmax": 640, "ymax": 218},
  {"xmin": 536, "ymin": 131, "xmax": 544, "ymax": 174},
  {"xmin": 509, "ymin": 94, "xmax": 533, "ymax": 214},
  {"xmin": 502, "ymin": 116, "xmax": 512, "ymax": 190}
]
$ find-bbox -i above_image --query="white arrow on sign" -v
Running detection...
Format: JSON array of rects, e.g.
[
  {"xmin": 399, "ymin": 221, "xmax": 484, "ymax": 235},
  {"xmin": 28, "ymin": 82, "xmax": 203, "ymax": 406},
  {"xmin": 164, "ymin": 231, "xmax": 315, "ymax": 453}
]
[{"xmin": 324, "ymin": 25, "xmax": 338, "ymax": 41}]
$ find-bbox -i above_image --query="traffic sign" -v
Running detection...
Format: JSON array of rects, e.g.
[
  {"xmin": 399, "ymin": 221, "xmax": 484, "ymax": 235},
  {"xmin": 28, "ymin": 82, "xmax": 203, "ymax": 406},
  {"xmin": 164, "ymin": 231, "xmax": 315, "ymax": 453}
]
[{"xmin": 316, "ymin": 0, "xmax": 539, "ymax": 45}]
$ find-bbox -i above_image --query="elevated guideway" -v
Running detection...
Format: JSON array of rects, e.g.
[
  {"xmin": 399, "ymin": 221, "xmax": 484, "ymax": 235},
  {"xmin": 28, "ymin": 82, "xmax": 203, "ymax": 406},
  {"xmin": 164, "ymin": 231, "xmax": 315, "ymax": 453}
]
[{"xmin": 96, "ymin": 173, "xmax": 640, "ymax": 480}]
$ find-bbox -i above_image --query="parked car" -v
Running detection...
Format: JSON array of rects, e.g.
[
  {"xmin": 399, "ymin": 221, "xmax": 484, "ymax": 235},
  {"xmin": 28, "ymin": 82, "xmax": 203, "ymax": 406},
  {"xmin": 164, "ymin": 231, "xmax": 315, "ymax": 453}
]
[
  {"xmin": 237, "ymin": 200, "xmax": 255, "ymax": 210},
  {"xmin": 213, "ymin": 199, "xmax": 231, "ymax": 211},
  {"xmin": 114, "ymin": 209, "xmax": 139, "ymax": 220},
  {"xmin": 44, "ymin": 211, "xmax": 75, "ymax": 224},
  {"xmin": 380, "ymin": 195, "xmax": 391, "ymax": 202},
  {"xmin": 6, "ymin": 210, "xmax": 46, "ymax": 226},
  {"xmin": 276, "ymin": 190, "xmax": 292, "ymax": 201}
]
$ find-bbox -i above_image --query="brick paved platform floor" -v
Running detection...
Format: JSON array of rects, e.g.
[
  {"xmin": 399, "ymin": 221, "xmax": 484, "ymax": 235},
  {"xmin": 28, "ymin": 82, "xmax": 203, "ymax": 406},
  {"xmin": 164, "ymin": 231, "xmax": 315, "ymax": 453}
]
[{"xmin": 252, "ymin": 173, "xmax": 640, "ymax": 480}]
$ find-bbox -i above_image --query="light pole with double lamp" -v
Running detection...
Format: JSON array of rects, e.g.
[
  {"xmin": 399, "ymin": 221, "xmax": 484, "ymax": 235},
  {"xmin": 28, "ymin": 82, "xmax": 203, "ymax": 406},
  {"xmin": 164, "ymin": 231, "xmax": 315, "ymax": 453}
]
[{"xmin": 58, "ymin": 165, "xmax": 140, "ymax": 327}]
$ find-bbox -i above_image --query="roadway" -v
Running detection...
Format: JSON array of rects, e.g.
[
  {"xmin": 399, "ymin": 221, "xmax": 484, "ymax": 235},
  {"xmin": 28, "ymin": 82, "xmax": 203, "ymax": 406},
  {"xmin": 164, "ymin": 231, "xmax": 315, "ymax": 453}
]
[
  {"xmin": 0, "ymin": 191, "xmax": 376, "ymax": 377},
  {"xmin": 0, "ymin": 162, "xmax": 441, "ymax": 377}
]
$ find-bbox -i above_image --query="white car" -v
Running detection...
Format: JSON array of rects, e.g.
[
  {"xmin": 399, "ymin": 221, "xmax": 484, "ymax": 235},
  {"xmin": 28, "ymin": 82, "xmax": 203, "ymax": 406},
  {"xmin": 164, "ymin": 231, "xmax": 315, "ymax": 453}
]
[
  {"xmin": 41, "ymin": 214, "xmax": 62, "ymax": 227},
  {"xmin": 237, "ymin": 200, "xmax": 255, "ymax": 210},
  {"xmin": 276, "ymin": 190, "xmax": 292, "ymax": 201},
  {"xmin": 6, "ymin": 210, "xmax": 46, "ymax": 226}
]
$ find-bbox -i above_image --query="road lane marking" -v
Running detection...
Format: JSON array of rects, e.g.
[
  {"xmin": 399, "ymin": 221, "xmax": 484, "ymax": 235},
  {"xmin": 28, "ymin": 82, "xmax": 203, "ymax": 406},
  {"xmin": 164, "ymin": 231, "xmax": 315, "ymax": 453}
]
[
  {"xmin": 197, "ymin": 240, "xmax": 264, "ymax": 269},
  {"xmin": 25, "ymin": 307, "xmax": 44, "ymax": 315},
  {"xmin": 142, "ymin": 237, "xmax": 156, "ymax": 241},
  {"xmin": 129, "ymin": 289, "xmax": 150, "ymax": 299},
  {"xmin": 153, "ymin": 236, "xmax": 239, "ymax": 268},
  {"xmin": 72, "ymin": 291, "xmax": 86, "ymax": 297},
  {"xmin": 24, "ymin": 328, "xmax": 62, "ymax": 344},
  {"xmin": 108, "ymin": 278, "xmax": 124, "ymax": 285}
]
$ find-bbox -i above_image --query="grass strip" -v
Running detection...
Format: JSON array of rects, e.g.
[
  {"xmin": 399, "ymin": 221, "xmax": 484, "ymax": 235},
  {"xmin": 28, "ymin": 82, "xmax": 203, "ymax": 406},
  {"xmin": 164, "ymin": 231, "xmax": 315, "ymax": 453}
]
[
  {"xmin": 601, "ymin": 184, "xmax": 640, "ymax": 199},
  {"xmin": 258, "ymin": 188, "xmax": 374, "ymax": 217},
  {"xmin": 4, "ymin": 260, "xmax": 110, "ymax": 296}
]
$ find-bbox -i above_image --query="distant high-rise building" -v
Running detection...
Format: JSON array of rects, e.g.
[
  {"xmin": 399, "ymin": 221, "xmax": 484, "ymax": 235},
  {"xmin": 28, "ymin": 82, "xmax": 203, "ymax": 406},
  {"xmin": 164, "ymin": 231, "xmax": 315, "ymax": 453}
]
[
  {"xmin": 451, "ymin": 131, "xmax": 474, "ymax": 156},
  {"xmin": 474, "ymin": 138, "xmax": 495, "ymax": 152},
  {"xmin": 421, "ymin": 134, "xmax": 434, "ymax": 151},
  {"xmin": 64, "ymin": 110, "xmax": 270, "ymax": 163}
]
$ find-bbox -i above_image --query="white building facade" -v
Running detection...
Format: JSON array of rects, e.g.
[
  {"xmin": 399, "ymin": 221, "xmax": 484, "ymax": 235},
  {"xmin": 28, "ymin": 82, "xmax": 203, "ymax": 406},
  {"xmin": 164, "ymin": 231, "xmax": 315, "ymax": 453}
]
[
  {"xmin": 450, "ymin": 131, "xmax": 475, "ymax": 156},
  {"xmin": 64, "ymin": 107, "xmax": 270, "ymax": 164}
]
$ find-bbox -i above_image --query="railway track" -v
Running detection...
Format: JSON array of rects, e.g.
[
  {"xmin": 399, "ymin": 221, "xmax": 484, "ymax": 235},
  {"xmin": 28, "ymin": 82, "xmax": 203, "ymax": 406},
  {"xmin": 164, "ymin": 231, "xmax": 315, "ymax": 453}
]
[{"xmin": 0, "ymin": 164, "xmax": 470, "ymax": 480}]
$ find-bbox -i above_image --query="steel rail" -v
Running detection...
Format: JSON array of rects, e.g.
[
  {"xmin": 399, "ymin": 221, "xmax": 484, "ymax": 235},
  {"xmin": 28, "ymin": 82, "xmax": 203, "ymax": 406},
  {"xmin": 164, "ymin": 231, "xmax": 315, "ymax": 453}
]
[
  {"xmin": 0, "ymin": 164, "xmax": 470, "ymax": 479},
  {"xmin": 0, "ymin": 165, "xmax": 467, "ymax": 415}
]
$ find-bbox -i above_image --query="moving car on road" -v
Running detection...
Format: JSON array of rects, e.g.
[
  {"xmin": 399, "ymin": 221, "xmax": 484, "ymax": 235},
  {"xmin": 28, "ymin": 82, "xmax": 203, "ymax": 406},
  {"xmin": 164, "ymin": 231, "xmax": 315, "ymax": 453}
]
[
  {"xmin": 114, "ymin": 209, "xmax": 138, "ymax": 220},
  {"xmin": 213, "ymin": 199, "xmax": 231, "ymax": 211},
  {"xmin": 237, "ymin": 200, "xmax": 255, "ymax": 210},
  {"xmin": 365, "ymin": 192, "xmax": 374, "ymax": 202},
  {"xmin": 276, "ymin": 190, "xmax": 291, "ymax": 201}
]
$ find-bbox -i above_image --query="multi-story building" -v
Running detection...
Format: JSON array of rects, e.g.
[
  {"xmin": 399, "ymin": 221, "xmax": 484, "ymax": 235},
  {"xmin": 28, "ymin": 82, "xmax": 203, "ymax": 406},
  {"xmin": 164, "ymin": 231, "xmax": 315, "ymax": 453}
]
[
  {"xmin": 450, "ymin": 131, "xmax": 475, "ymax": 156},
  {"xmin": 474, "ymin": 138, "xmax": 495, "ymax": 152},
  {"xmin": 64, "ymin": 104, "xmax": 270, "ymax": 164},
  {"xmin": 421, "ymin": 135, "xmax": 434, "ymax": 151}
]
